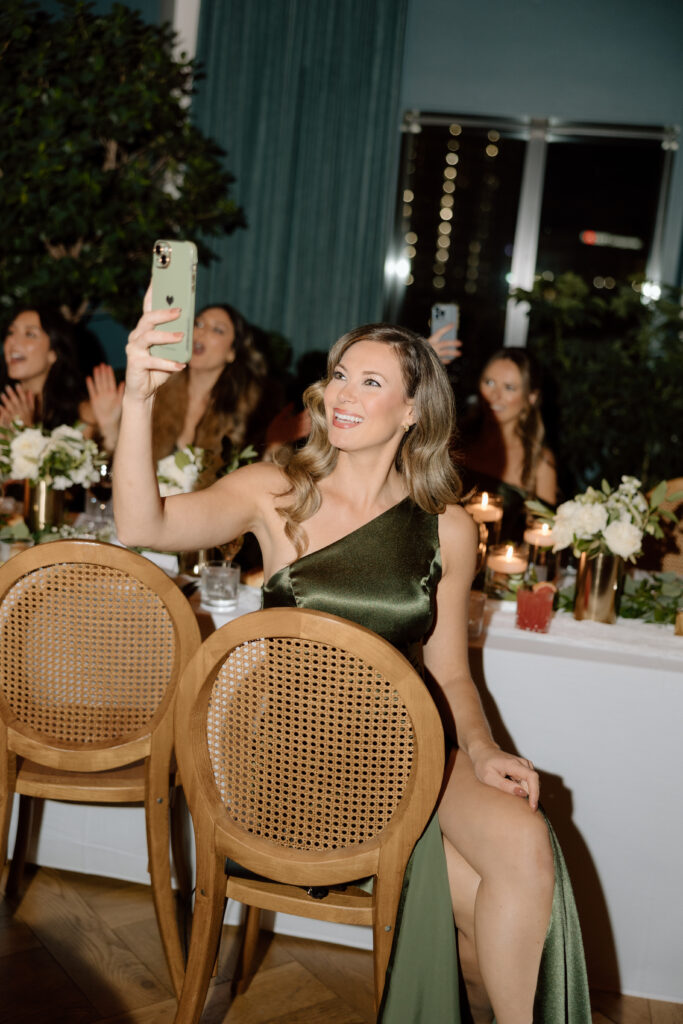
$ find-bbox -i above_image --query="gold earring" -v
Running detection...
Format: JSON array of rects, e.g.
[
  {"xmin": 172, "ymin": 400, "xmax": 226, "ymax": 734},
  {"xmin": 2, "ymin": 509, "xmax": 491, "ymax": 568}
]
[{"xmin": 403, "ymin": 423, "xmax": 410, "ymax": 433}]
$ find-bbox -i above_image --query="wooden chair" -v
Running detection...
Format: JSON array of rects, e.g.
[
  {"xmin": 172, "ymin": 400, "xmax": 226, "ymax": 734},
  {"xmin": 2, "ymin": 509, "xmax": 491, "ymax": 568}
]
[
  {"xmin": 0, "ymin": 539, "xmax": 201, "ymax": 997},
  {"xmin": 174, "ymin": 607, "xmax": 445, "ymax": 1023}
]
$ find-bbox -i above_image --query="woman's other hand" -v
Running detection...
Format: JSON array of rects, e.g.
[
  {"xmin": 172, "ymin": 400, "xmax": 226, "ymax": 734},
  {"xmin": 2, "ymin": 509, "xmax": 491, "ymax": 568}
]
[
  {"xmin": 86, "ymin": 363, "xmax": 124, "ymax": 452},
  {"xmin": 124, "ymin": 284, "xmax": 186, "ymax": 403},
  {"xmin": 428, "ymin": 323, "xmax": 462, "ymax": 366},
  {"xmin": 469, "ymin": 743, "xmax": 540, "ymax": 811},
  {"xmin": 0, "ymin": 384, "xmax": 36, "ymax": 427}
]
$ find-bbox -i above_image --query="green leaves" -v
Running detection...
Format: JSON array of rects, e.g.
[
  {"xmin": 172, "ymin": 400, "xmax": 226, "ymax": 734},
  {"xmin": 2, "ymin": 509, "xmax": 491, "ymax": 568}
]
[
  {"xmin": 620, "ymin": 572, "xmax": 683, "ymax": 625},
  {"xmin": 513, "ymin": 273, "xmax": 683, "ymax": 496},
  {"xmin": 0, "ymin": 0, "xmax": 245, "ymax": 327}
]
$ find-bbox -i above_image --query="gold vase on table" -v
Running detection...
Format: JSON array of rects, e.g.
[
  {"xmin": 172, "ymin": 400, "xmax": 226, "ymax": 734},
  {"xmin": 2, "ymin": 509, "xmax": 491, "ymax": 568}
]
[
  {"xmin": 573, "ymin": 551, "xmax": 624, "ymax": 624},
  {"xmin": 24, "ymin": 479, "xmax": 64, "ymax": 532}
]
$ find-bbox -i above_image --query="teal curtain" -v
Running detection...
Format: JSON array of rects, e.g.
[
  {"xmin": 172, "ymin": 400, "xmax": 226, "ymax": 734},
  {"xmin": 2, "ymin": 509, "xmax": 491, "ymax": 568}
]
[{"xmin": 193, "ymin": 0, "xmax": 408, "ymax": 359}]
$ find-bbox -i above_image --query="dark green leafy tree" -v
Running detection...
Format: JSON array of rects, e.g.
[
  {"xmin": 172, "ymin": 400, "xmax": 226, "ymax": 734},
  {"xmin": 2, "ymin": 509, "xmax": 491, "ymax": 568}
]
[
  {"xmin": 0, "ymin": 0, "xmax": 245, "ymax": 327},
  {"xmin": 512, "ymin": 272, "xmax": 683, "ymax": 497}
]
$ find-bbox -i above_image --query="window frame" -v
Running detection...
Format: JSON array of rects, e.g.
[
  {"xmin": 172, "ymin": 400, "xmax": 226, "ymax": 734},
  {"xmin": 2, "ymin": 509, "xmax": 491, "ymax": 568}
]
[{"xmin": 386, "ymin": 112, "xmax": 678, "ymax": 346}]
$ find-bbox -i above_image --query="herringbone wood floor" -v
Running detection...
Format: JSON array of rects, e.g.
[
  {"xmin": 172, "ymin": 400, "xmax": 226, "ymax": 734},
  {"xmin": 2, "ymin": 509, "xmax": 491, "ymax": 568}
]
[{"xmin": 1, "ymin": 865, "xmax": 681, "ymax": 1024}]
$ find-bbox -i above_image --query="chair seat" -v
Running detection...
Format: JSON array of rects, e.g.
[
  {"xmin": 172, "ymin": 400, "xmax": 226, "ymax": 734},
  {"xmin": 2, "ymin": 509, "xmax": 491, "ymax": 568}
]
[{"xmin": 15, "ymin": 759, "xmax": 146, "ymax": 802}]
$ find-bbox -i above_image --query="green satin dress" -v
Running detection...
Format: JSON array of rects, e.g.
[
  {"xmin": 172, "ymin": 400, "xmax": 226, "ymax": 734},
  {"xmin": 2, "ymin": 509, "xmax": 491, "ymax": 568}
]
[{"xmin": 263, "ymin": 497, "xmax": 590, "ymax": 1023}]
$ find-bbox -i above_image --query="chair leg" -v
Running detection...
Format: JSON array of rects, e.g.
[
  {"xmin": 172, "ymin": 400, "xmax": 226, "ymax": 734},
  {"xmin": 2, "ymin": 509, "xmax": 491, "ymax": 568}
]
[
  {"xmin": 231, "ymin": 904, "xmax": 261, "ymax": 996},
  {"xmin": 146, "ymin": 779, "xmax": 185, "ymax": 998},
  {"xmin": 371, "ymin": 869, "xmax": 404, "ymax": 1012},
  {"xmin": 170, "ymin": 785, "xmax": 193, "ymax": 903},
  {"xmin": 5, "ymin": 794, "xmax": 37, "ymax": 898},
  {"xmin": 175, "ymin": 844, "xmax": 227, "ymax": 1024},
  {"xmin": 170, "ymin": 784, "xmax": 193, "ymax": 959},
  {"xmin": 0, "ymin": 750, "xmax": 19, "ymax": 892}
]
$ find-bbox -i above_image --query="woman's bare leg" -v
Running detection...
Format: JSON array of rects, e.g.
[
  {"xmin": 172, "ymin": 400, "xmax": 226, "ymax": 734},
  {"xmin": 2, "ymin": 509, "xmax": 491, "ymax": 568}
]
[{"xmin": 438, "ymin": 749, "xmax": 555, "ymax": 1024}]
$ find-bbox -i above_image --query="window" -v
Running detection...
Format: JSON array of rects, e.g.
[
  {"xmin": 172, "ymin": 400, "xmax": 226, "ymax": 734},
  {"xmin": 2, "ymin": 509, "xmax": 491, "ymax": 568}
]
[{"xmin": 385, "ymin": 112, "xmax": 677, "ymax": 392}]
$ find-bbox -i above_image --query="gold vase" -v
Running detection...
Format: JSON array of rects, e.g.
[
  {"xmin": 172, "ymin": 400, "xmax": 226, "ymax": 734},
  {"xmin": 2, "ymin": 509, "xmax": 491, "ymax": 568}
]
[
  {"xmin": 573, "ymin": 551, "xmax": 624, "ymax": 624},
  {"xmin": 24, "ymin": 479, "xmax": 65, "ymax": 533}
]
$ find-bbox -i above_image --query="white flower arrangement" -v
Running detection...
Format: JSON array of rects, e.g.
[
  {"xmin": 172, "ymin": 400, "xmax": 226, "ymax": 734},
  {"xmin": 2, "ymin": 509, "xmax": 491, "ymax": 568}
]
[
  {"xmin": 156, "ymin": 443, "xmax": 259, "ymax": 497},
  {"xmin": 156, "ymin": 446, "xmax": 207, "ymax": 497},
  {"xmin": 527, "ymin": 476, "xmax": 682, "ymax": 563},
  {"xmin": 0, "ymin": 420, "xmax": 103, "ymax": 490}
]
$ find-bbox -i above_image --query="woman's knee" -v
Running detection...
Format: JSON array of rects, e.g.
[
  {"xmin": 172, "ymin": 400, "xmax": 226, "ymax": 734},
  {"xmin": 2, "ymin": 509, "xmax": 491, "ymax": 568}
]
[{"xmin": 493, "ymin": 807, "xmax": 554, "ymax": 895}]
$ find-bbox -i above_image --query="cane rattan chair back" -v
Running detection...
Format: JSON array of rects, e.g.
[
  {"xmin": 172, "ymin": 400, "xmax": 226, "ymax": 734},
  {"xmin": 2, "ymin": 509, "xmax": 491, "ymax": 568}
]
[
  {"xmin": 0, "ymin": 539, "xmax": 201, "ymax": 996},
  {"xmin": 174, "ymin": 607, "xmax": 444, "ymax": 1024}
]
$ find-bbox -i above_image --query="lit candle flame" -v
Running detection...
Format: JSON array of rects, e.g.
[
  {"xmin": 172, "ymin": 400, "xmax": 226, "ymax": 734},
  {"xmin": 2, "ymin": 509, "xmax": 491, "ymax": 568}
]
[
  {"xmin": 505, "ymin": 544, "xmax": 514, "ymax": 562},
  {"xmin": 541, "ymin": 523, "xmax": 550, "ymax": 536},
  {"xmin": 481, "ymin": 492, "xmax": 489, "ymax": 509}
]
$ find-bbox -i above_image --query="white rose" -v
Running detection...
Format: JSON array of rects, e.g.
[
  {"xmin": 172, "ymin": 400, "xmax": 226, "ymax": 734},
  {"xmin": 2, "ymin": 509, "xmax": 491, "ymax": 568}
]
[
  {"xmin": 51, "ymin": 425, "xmax": 83, "ymax": 443},
  {"xmin": 572, "ymin": 503, "xmax": 608, "ymax": 539},
  {"xmin": 52, "ymin": 475, "xmax": 72, "ymax": 491},
  {"xmin": 603, "ymin": 520, "xmax": 643, "ymax": 559},
  {"xmin": 551, "ymin": 519, "xmax": 575, "ymax": 552},
  {"xmin": 10, "ymin": 429, "xmax": 48, "ymax": 480}
]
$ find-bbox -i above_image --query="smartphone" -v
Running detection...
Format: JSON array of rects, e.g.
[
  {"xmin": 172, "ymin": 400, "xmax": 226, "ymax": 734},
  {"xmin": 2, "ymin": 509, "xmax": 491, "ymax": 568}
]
[
  {"xmin": 430, "ymin": 303, "xmax": 459, "ymax": 341},
  {"xmin": 150, "ymin": 239, "xmax": 198, "ymax": 363}
]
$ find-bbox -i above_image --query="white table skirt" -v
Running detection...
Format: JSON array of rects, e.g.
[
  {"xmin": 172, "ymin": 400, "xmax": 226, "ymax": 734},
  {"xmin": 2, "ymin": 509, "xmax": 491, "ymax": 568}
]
[
  {"xmin": 9, "ymin": 595, "xmax": 683, "ymax": 1000},
  {"xmin": 470, "ymin": 601, "xmax": 682, "ymax": 1001}
]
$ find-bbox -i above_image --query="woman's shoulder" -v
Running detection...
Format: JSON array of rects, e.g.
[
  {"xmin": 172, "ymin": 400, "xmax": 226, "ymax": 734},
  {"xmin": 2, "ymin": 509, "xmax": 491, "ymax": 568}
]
[
  {"xmin": 436, "ymin": 502, "xmax": 479, "ymax": 578},
  {"xmin": 539, "ymin": 444, "xmax": 556, "ymax": 468},
  {"xmin": 438, "ymin": 501, "xmax": 479, "ymax": 544}
]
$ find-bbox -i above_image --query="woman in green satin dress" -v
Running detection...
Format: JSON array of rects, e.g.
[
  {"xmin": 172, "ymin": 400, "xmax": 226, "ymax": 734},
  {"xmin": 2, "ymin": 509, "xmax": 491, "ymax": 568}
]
[{"xmin": 114, "ymin": 290, "xmax": 590, "ymax": 1023}]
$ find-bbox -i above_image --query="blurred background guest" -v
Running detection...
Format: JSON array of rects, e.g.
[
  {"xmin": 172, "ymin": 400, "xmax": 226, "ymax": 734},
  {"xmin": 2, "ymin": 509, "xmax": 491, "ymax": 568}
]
[
  {"xmin": 457, "ymin": 347, "xmax": 557, "ymax": 539},
  {"xmin": 1, "ymin": 307, "xmax": 98, "ymax": 434},
  {"xmin": 90, "ymin": 303, "xmax": 271, "ymax": 481}
]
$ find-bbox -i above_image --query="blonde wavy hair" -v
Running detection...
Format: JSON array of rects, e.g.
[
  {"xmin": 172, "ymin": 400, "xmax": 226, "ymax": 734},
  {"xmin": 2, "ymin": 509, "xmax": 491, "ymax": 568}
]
[{"xmin": 275, "ymin": 323, "xmax": 462, "ymax": 555}]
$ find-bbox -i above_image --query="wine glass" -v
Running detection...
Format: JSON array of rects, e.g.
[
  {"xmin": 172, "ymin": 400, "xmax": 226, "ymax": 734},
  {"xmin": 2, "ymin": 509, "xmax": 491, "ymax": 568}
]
[{"xmin": 87, "ymin": 457, "xmax": 113, "ymax": 524}]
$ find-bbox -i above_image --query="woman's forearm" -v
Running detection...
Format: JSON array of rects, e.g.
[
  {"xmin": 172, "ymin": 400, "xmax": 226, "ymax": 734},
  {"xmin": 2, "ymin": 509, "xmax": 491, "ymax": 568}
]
[{"xmin": 112, "ymin": 393, "xmax": 163, "ymax": 547}]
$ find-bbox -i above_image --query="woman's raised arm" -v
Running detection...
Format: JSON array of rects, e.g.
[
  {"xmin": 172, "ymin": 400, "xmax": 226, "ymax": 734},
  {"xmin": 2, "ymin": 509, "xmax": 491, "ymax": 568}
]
[{"xmin": 113, "ymin": 288, "xmax": 267, "ymax": 553}]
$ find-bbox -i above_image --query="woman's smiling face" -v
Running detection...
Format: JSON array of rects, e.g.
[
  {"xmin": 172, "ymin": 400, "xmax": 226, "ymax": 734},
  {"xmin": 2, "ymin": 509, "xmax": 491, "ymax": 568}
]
[
  {"xmin": 3, "ymin": 310, "xmax": 56, "ymax": 390},
  {"xmin": 479, "ymin": 358, "xmax": 529, "ymax": 426},
  {"xmin": 324, "ymin": 340, "xmax": 414, "ymax": 451}
]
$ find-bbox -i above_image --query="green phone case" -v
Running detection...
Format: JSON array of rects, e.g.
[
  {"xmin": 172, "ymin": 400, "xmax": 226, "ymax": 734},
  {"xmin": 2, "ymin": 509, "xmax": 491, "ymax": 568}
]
[{"xmin": 150, "ymin": 239, "xmax": 198, "ymax": 363}]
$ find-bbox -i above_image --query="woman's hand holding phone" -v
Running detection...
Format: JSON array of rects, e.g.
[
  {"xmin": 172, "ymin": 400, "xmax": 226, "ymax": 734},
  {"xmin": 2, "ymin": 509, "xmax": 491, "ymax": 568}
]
[{"xmin": 124, "ymin": 284, "xmax": 187, "ymax": 403}]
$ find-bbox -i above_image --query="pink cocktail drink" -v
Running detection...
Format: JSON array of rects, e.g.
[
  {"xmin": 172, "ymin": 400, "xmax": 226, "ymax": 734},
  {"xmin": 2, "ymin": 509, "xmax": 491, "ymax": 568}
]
[{"xmin": 516, "ymin": 586, "xmax": 555, "ymax": 633}]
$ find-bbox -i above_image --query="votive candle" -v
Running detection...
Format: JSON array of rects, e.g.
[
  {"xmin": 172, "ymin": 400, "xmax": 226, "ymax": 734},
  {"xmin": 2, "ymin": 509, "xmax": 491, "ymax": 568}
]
[
  {"xmin": 523, "ymin": 521, "xmax": 554, "ymax": 548},
  {"xmin": 466, "ymin": 491, "xmax": 504, "ymax": 524},
  {"xmin": 486, "ymin": 543, "xmax": 528, "ymax": 575}
]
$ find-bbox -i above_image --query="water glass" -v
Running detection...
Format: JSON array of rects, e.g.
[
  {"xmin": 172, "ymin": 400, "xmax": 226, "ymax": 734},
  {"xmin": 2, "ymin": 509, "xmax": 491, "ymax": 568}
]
[{"xmin": 199, "ymin": 561, "xmax": 240, "ymax": 612}]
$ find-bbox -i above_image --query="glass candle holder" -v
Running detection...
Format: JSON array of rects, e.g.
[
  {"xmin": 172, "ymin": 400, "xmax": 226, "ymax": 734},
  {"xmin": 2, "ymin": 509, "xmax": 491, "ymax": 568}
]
[
  {"xmin": 523, "ymin": 519, "xmax": 557, "ymax": 583},
  {"xmin": 465, "ymin": 492, "xmax": 504, "ymax": 547},
  {"xmin": 485, "ymin": 543, "xmax": 529, "ymax": 600}
]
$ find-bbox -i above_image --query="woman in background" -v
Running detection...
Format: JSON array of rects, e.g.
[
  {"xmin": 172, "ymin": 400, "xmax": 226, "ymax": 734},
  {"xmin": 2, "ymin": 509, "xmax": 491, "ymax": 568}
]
[
  {"xmin": 459, "ymin": 347, "xmax": 557, "ymax": 538},
  {"xmin": 89, "ymin": 303, "xmax": 269, "ymax": 479},
  {"xmin": 1, "ymin": 307, "xmax": 96, "ymax": 432}
]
